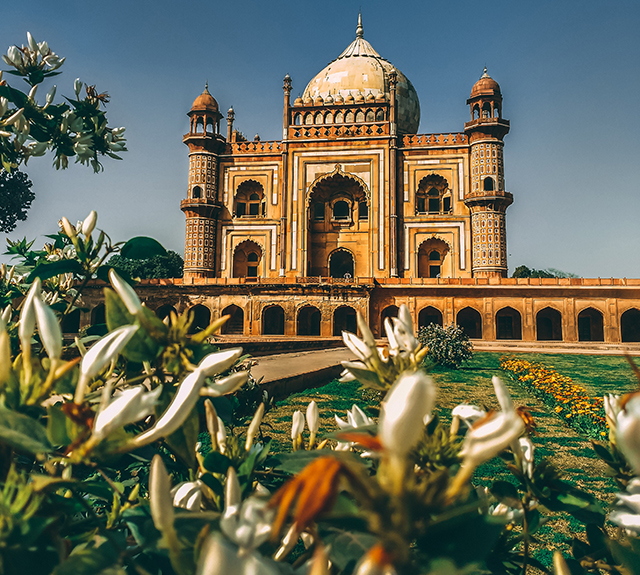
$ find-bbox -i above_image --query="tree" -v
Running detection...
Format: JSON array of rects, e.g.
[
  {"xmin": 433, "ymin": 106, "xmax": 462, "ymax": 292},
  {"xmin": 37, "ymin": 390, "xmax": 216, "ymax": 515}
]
[
  {"xmin": 108, "ymin": 250, "xmax": 184, "ymax": 279},
  {"xmin": 0, "ymin": 169, "xmax": 34, "ymax": 231},
  {"xmin": 512, "ymin": 265, "xmax": 561, "ymax": 279}
]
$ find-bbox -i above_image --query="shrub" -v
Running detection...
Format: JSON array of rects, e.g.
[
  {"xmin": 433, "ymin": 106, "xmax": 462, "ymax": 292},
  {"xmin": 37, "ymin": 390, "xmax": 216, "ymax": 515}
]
[{"xmin": 418, "ymin": 322, "xmax": 473, "ymax": 368}]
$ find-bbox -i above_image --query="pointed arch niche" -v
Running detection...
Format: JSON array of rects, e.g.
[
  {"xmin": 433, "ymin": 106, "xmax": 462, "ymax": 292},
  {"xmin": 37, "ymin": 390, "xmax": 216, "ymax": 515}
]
[
  {"xmin": 306, "ymin": 165, "xmax": 370, "ymax": 277},
  {"xmin": 232, "ymin": 239, "xmax": 263, "ymax": 278},
  {"xmin": 417, "ymin": 237, "xmax": 451, "ymax": 278}
]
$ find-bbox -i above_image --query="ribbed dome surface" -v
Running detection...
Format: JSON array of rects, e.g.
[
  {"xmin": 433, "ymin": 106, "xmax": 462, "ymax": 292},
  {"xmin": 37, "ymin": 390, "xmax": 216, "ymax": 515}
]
[
  {"xmin": 470, "ymin": 68, "xmax": 501, "ymax": 98},
  {"xmin": 191, "ymin": 84, "xmax": 219, "ymax": 111},
  {"xmin": 301, "ymin": 16, "xmax": 420, "ymax": 134}
]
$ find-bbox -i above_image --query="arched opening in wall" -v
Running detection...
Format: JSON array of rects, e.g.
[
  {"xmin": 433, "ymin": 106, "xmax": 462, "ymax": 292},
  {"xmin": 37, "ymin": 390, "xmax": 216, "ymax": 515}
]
[
  {"xmin": 417, "ymin": 238, "xmax": 449, "ymax": 278},
  {"xmin": 206, "ymin": 118, "xmax": 214, "ymax": 133},
  {"xmin": 495, "ymin": 307, "xmax": 522, "ymax": 340},
  {"xmin": 314, "ymin": 112, "xmax": 323, "ymax": 125},
  {"xmin": 416, "ymin": 174, "xmax": 449, "ymax": 215},
  {"xmin": 333, "ymin": 306, "xmax": 357, "ymax": 336},
  {"xmin": 332, "ymin": 200, "xmax": 350, "ymax": 220},
  {"xmin": 324, "ymin": 112, "xmax": 333, "ymax": 124},
  {"xmin": 375, "ymin": 109, "xmax": 385, "ymax": 122},
  {"xmin": 381, "ymin": 305, "xmax": 399, "ymax": 335},
  {"xmin": 621, "ymin": 309, "xmax": 640, "ymax": 342},
  {"xmin": 483, "ymin": 177, "xmax": 494, "ymax": 191},
  {"xmin": 61, "ymin": 309, "xmax": 81, "ymax": 334},
  {"xmin": 577, "ymin": 308, "xmax": 604, "ymax": 341},
  {"xmin": 196, "ymin": 118, "xmax": 204, "ymax": 133},
  {"xmin": 188, "ymin": 304, "xmax": 211, "ymax": 334},
  {"xmin": 155, "ymin": 304, "xmax": 177, "ymax": 321},
  {"xmin": 304, "ymin": 113, "xmax": 313, "ymax": 125},
  {"xmin": 234, "ymin": 180, "xmax": 265, "ymax": 218},
  {"xmin": 328, "ymin": 249, "xmax": 354, "ymax": 279},
  {"xmin": 355, "ymin": 110, "xmax": 365, "ymax": 123},
  {"xmin": 221, "ymin": 304, "xmax": 244, "ymax": 335},
  {"xmin": 297, "ymin": 305, "xmax": 321, "ymax": 336},
  {"xmin": 482, "ymin": 102, "xmax": 492, "ymax": 118},
  {"xmin": 192, "ymin": 186, "xmax": 202, "ymax": 199},
  {"xmin": 335, "ymin": 111, "xmax": 344, "ymax": 124},
  {"xmin": 358, "ymin": 201, "xmax": 368, "ymax": 220},
  {"xmin": 345, "ymin": 111, "xmax": 354, "ymax": 123},
  {"xmin": 536, "ymin": 307, "xmax": 563, "ymax": 341},
  {"xmin": 263, "ymin": 305, "xmax": 285, "ymax": 335},
  {"xmin": 365, "ymin": 109, "xmax": 374, "ymax": 122},
  {"xmin": 418, "ymin": 306, "xmax": 443, "ymax": 329},
  {"xmin": 233, "ymin": 240, "xmax": 262, "ymax": 278},
  {"xmin": 294, "ymin": 113, "xmax": 302, "ymax": 126},
  {"xmin": 91, "ymin": 304, "xmax": 105, "ymax": 326},
  {"xmin": 456, "ymin": 307, "xmax": 482, "ymax": 339},
  {"xmin": 473, "ymin": 105, "xmax": 480, "ymax": 120},
  {"xmin": 494, "ymin": 107, "xmax": 500, "ymax": 118}
]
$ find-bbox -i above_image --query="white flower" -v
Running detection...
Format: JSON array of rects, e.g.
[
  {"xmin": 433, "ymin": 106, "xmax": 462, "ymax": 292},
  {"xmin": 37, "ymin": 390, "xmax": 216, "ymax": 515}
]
[
  {"xmin": 33, "ymin": 295, "xmax": 62, "ymax": 360},
  {"xmin": 149, "ymin": 455, "xmax": 176, "ymax": 538},
  {"xmin": 306, "ymin": 400, "xmax": 319, "ymax": 434},
  {"xmin": 616, "ymin": 394, "xmax": 640, "ymax": 474},
  {"xmin": 200, "ymin": 371, "xmax": 248, "ymax": 397},
  {"xmin": 451, "ymin": 404, "xmax": 486, "ymax": 428},
  {"xmin": 81, "ymin": 210, "xmax": 97, "ymax": 238},
  {"xmin": 378, "ymin": 370, "xmax": 435, "ymax": 456},
  {"xmin": 458, "ymin": 377, "xmax": 524, "ymax": 469},
  {"xmin": 291, "ymin": 410, "xmax": 305, "ymax": 444},
  {"xmin": 609, "ymin": 478, "xmax": 640, "ymax": 534},
  {"xmin": 197, "ymin": 347, "xmax": 243, "ymax": 377},
  {"xmin": 109, "ymin": 269, "xmax": 142, "ymax": 315},
  {"xmin": 220, "ymin": 468, "xmax": 273, "ymax": 551},
  {"xmin": 490, "ymin": 502, "xmax": 524, "ymax": 523},
  {"xmin": 171, "ymin": 480, "xmax": 203, "ymax": 511},
  {"xmin": 335, "ymin": 404, "xmax": 375, "ymax": 454},
  {"xmin": 196, "ymin": 533, "xmax": 281, "ymax": 575},
  {"xmin": 92, "ymin": 385, "xmax": 162, "ymax": 441},
  {"xmin": 245, "ymin": 403, "xmax": 264, "ymax": 451},
  {"xmin": 517, "ymin": 437, "xmax": 535, "ymax": 479},
  {"xmin": 19, "ymin": 278, "xmax": 40, "ymax": 350}
]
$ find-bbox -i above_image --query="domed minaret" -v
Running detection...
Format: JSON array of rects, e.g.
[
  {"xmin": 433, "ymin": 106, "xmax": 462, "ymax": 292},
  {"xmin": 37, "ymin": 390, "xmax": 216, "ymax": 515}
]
[
  {"xmin": 181, "ymin": 84, "xmax": 225, "ymax": 278},
  {"xmin": 464, "ymin": 68, "xmax": 513, "ymax": 278}
]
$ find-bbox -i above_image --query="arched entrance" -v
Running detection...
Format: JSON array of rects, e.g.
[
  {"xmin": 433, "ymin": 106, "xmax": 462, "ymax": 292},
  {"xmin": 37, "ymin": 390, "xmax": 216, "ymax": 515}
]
[
  {"xmin": 457, "ymin": 307, "xmax": 482, "ymax": 339},
  {"xmin": 381, "ymin": 305, "xmax": 399, "ymax": 334},
  {"xmin": 307, "ymin": 168, "xmax": 369, "ymax": 276},
  {"xmin": 221, "ymin": 304, "xmax": 244, "ymax": 335},
  {"xmin": 155, "ymin": 304, "xmax": 176, "ymax": 321},
  {"xmin": 297, "ymin": 306, "xmax": 321, "ymax": 336},
  {"xmin": 495, "ymin": 307, "xmax": 522, "ymax": 340},
  {"xmin": 328, "ymin": 249, "xmax": 354, "ymax": 279},
  {"xmin": 263, "ymin": 305, "xmax": 285, "ymax": 335},
  {"xmin": 418, "ymin": 238, "xmax": 450, "ymax": 278},
  {"xmin": 333, "ymin": 306, "xmax": 357, "ymax": 336},
  {"xmin": 188, "ymin": 304, "xmax": 211, "ymax": 334},
  {"xmin": 418, "ymin": 306, "xmax": 443, "ymax": 328},
  {"xmin": 578, "ymin": 308, "xmax": 604, "ymax": 342},
  {"xmin": 91, "ymin": 304, "xmax": 105, "ymax": 326},
  {"xmin": 621, "ymin": 309, "xmax": 640, "ymax": 342},
  {"xmin": 233, "ymin": 240, "xmax": 262, "ymax": 278},
  {"xmin": 536, "ymin": 307, "xmax": 562, "ymax": 341}
]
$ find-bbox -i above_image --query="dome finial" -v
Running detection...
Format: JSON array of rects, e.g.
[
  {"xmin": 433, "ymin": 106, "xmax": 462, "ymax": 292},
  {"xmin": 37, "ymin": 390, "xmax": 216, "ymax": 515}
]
[
  {"xmin": 481, "ymin": 67, "xmax": 489, "ymax": 78},
  {"xmin": 356, "ymin": 10, "xmax": 364, "ymax": 39},
  {"xmin": 204, "ymin": 80, "xmax": 210, "ymax": 93}
]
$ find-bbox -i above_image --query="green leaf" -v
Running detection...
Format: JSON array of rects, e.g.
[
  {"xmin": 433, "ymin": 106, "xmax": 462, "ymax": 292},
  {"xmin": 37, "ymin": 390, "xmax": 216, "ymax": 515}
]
[
  {"xmin": 203, "ymin": 451, "xmax": 232, "ymax": 474},
  {"xmin": 0, "ymin": 409, "xmax": 52, "ymax": 454},
  {"xmin": 490, "ymin": 480, "xmax": 522, "ymax": 509},
  {"xmin": 27, "ymin": 259, "xmax": 83, "ymax": 282},
  {"xmin": 46, "ymin": 404, "xmax": 71, "ymax": 446},
  {"xmin": 200, "ymin": 472, "xmax": 224, "ymax": 497},
  {"xmin": 321, "ymin": 527, "xmax": 378, "ymax": 571},
  {"xmin": 95, "ymin": 264, "xmax": 135, "ymax": 285},
  {"xmin": 272, "ymin": 450, "xmax": 327, "ymax": 474},
  {"xmin": 608, "ymin": 540, "xmax": 640, "ymax": 575},
  {"xmin": 590, "ymin": 441, "xmax": 615, "ymax": 464},
  {"xmin": 164, "ymin": 407, "xmax": 199, "ymax": 468},
  {"xmin": 51, "ymin": 541, "xmax": 118, "ymax": 575},
  {"xmin": 120, "ymin": 236, "xmax": 167, "ymax": 260}
]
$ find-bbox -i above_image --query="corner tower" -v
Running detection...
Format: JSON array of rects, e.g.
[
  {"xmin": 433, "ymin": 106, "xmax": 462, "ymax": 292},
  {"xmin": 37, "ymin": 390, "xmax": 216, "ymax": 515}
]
[
  {"xmin": 182, "ymin": 84, "xmax": 225, "ymax": 278},
  {"xmin": 464, "ymin": 68, "xmax": 513, "ymax": 278}
]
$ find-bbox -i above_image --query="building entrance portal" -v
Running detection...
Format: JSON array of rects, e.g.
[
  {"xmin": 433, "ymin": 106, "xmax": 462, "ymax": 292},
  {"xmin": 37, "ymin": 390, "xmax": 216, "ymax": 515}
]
[{"xmin": 329, "ymin": 250, "xmax": 354, "ymax": 279}]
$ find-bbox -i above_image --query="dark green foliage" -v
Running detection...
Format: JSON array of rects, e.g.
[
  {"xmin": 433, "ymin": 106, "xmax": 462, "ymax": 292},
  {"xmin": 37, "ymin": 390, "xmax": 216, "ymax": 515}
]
[
  {"xmin": 107, "ymin": 250, "xmax": 183, "ymax": 279},
  {"xmin": 512, "ymin": 265, "xmax": 578, "ymax": 279},
  {"xmin": 0, "ymin": 170, "xmax": 35, "ymax": 232},
  {"xmin": 418, "ymin": 323, "xmax": 473, "ymax": 368}
]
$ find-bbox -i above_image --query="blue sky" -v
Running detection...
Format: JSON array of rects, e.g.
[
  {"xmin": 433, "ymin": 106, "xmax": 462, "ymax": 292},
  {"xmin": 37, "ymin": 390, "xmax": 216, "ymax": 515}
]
[{"xmin": 1, "ymin": 0, "xmax": 639, "ymax": 277}]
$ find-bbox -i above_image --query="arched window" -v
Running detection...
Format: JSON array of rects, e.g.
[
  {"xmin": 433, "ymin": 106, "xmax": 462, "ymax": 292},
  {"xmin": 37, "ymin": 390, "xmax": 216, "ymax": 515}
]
[
  {"xmin": 355, "ymin": 110, "xmax": 365, "ymax": 123},
  {"xmin": 324, "ymin": 112, "xmax": 333, "ymax": 124},
  {"xmin": 496, "ymin": 307, "xmax": 522, "ymax": 340},
  {"xmin": 457, "ymin": 307, "xmax": 482, "ymax": 339},
  {"xmin": 304, "ymin": 113, "xmax": 313, "ymax": 125},
  {"xmin": 206, "ymin": 118, "xmax": 214, "ymax": 133},
  {"xmin": 329, "ymin": 249, "xmax": 354, "ymax": 279},
  {"xmin": 297, "ymin": 306, "xmax": 321, "ymax": 336},
  {"xmin": 333, "ymin": 306, "xmax": 357, "ymax": 336},
  {"xmin": 482, "ymin": 102, "xmax": 492, "ymax": 118},
  {"xmin": 375, "ymin": 109, "xmax": 385, "ymax": 122},
  {"xmin": 416, "ymin": 174, "xmax": 449, "ymax": 215},
  {"xmin": 332, "ymin": 200, "xmax": 350, "ymax": 220},
  {"xmin": 188, "ymin": 304, "xmax": 211, "ymax": 334},
  {"xmin": 494, "ymin": 107, "xmax": 500, "ymax": 118},
  {"xmin": 221, "ymin": 304, "xmax": 244, "ymax": 335},
  {"xmin": 536, "ymin": 307, "xmax": 563, "ymax": 341},
  {"xmin": 196, "ymin": 118, "xmax": 204, "ymax": 133},
  {"xmin": 294, "ymin": 113, "xmax": 302, "ymax": 126},
  {"xmin": 314, "ymin": 112, "xmax": 323, "ymax": 125},
  {"xmin": 233, "ymin": 240, "xmax": 262, "ymax": 278},
  {"xmin": 578, "ymin": 308, "xmax": 604, "ymax": 342},
  {"xmin": 345, "ymin": 111, "xmax": 354, "ymax": 123},
  {"xmin": 381, "ymin": 305, "xmax": 399, "ymax": 335},
  {"xmin": 358, "ymin": 201, "xmax": 368, "ymax": 220},
  {"xmin": 192, "ymin": 186, "xmax": 202, "ymax": 199},
  {"xmin": 235, "ymin": 180, "xmax": 265, "ymax": 218},
  {"xmin": 263, "ymin": 305, "xmax": 285, "ymax": 335},
  {"xmin": 335, "ymin": 111, "xmax": 344, "ymax": 124},
  {"xmin": 621, "ymin": 309, "xmax": 640, "ymax": 342},
  {"xmin": 365, "ymin": 110, "xmax": 375, "ymax": 122},
  {"xmin": 418, "ymin": 239, "xmax": 449, "ymax": 278},
  {"xmin": 418, "ymin": 306, "xmax": 443, "ymax": 328},
  {"xmin": 483, "ymin": 177, "xmax": 495, "ymax": 191},
  {"xmin": 428, "ymin": 188, "xmax": 440, "ymax": 212},
  {"xmin": 473, "ymin": 105, "xmax": 480, "ymax": 120}
]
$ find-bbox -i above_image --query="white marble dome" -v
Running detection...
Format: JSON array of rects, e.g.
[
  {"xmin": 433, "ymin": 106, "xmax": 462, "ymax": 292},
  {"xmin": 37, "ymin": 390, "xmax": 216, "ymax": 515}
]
[{"xmin": 301, "ymin": 16, "xmax": 421, "ymax": 134}]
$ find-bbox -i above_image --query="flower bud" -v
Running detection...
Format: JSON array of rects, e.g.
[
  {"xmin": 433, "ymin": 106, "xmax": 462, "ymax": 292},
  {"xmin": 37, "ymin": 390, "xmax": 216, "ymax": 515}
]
[
  {"xmin": 379, "ymin": 371, "xmax": 435, "ymax": 456},
  {"xmin": 19, "ymin": 278, "xmax": 41, "ymax": 350},
  {"xmin": 26, "ymin": 32, "xmax": 37, "ymax": 53},
  {"xmin": 149, "ymin": 455, "xmax": 175, "ymax": 535},
  {"xmin": 245, "ymin": 402, "xmax": 264, "ymax": 451},
  {"xmin": 81, "ymin": 210, "xmax": 97, "ymax": 238},
  {"xmin": 292, "ymin": 410, "xmax": 305, "ymax": 441},
  {"xmin": 45, "ymin": 84, "xmax": 56, "ymax": 106},
  {"xmin": 60, "ymin": 217, "xmax": 77, "ymax": 240},
  {"xmin": 74, "ymin": 78, "xmax": 82, "ymax": 98},
  {"xmin": 197, "ymin": 348, "xmax": 243, "ymax": 378},
  {"xmin": 33, "ymin": 295, "xmax": 62, "ymax": 360},
  {"xmin": 108, "ymin": 269, "xmax": 142, "ymax": 315}
]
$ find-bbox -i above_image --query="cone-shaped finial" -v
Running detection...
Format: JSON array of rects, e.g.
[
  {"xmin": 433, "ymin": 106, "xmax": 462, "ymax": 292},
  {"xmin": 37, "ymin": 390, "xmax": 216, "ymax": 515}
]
[
  {"xmin": 481, "ymin": 67, "xmax": 489, "ymax": 78},
  {"xmin": 356, "ymin": 11, "xmax": 364, "ymax": 39}
]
